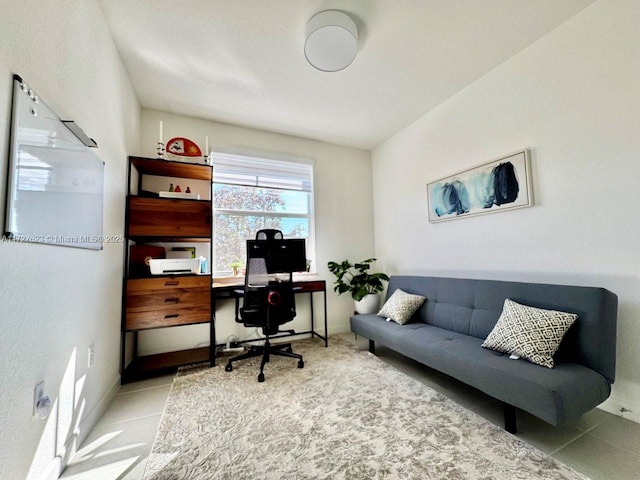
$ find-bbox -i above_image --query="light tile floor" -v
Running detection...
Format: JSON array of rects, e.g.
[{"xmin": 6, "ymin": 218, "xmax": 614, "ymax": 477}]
[{"xmin": 61, "ymin": 334, "xmax": 640, "ymax": 479}]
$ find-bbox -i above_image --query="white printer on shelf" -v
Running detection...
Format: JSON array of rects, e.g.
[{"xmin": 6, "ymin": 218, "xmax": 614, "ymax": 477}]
[{"xmin": 149, "ymin": 258, "xmax": 201, "ymax": 275}]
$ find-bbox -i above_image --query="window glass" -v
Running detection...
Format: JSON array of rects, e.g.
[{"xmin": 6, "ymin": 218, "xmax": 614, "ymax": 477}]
[{"xmin": 212, "ymin": 156, "xmax": 314, "ymax": 275}]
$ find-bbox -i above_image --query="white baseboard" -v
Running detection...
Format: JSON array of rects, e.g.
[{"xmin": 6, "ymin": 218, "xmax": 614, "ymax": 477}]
[{"xmin": 62, "ymin": 374, "xmax": 121, "ymax": 468}]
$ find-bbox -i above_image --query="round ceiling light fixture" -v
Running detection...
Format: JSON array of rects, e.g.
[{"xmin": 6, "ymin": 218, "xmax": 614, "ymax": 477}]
[{"xmin": 304, "ymin": 10, "xmax": 358, "ymax": 72}]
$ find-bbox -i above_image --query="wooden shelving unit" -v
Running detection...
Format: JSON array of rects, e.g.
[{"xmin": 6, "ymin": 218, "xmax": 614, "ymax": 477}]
[
  {"xmin": 129, "ymin": 156, "xmax": 212, "ymax": 181},
  {"xmin": 121, "ymin": 156, "xmax": 214, "ymax": 384}
]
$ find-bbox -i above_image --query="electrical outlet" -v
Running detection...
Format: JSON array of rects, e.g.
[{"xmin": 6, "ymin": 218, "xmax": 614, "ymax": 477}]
[
  {"xmin": 88, "ymin": 343, "xmax": 95, "ymax": 368},
  {"xmin": 33, "ymin": 381, "xmax": 51, "ymax": 419},
  {"xmin": 34, "ymin": 381, "xmax": 44, "ymax": 416}
]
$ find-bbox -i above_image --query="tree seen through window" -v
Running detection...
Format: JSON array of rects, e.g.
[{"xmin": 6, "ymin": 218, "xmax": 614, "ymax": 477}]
[{"xmin": 213, "ymin": 184, "xmax": 309, "ymax": 273}]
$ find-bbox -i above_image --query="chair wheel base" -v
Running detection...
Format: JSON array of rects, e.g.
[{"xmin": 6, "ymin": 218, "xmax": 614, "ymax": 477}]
[{"xmin": 225, "ymin": 338, "xmax": 304, "ymax": 380}]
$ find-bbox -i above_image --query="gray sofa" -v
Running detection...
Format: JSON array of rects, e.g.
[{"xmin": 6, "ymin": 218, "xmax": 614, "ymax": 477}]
[{"xmin": 350, "ymin": 275, "xmax": 617, "ymax": 433}]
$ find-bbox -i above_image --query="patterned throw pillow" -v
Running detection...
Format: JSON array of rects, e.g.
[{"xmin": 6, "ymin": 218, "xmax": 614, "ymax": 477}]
[
  {"xmin": 377, "ymin": 288, "xmax": 426, "ymax": 325},
  {"xmin": 482, "ymin": 298, "xmax": 578, "ymax": 368}
]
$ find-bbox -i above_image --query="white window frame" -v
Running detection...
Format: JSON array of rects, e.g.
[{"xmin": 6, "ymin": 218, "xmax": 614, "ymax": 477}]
[{"xmin": 211, "ymin": 152, "xmax": 316, "ymax": 276}]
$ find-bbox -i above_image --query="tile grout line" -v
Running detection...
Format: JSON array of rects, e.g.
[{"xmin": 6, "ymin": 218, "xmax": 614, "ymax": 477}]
[
  {"xmin": 549, "ymin": 427, "xmax": 594, "ymax": 456},
  {"xmin": 549, "ymin": 421, "xmax": 640, "ymax": 459},
  {"xmin": 116, "ymin": 382, "xmax": 174, "ymax": 397},
  {"xmin": 586, "ymin": 428, "xmax": 640, "ymax": 458},
  {"xmin": 96, "ymin": 411, "xmax": 165, "ymax": 429}
]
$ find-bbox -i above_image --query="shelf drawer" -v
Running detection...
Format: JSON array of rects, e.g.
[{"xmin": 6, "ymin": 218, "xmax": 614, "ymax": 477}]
[
  {"xmin": 126, "ymin": 290, "xmax": 210, "ymax": 312},
  {"xmin": 127, "ymin": 197, "xmax": 211, "ymax": 237},
  {"xmin": 125, "ymin": 305, "xmax": 211, "ymax": 330},
  {"xmin": 125, "ymin": 276, "xmax": 211, "ymax": 330},
  {"xmin": 127, "ymin": 276, "xmax": 211, "ymax": 295}
]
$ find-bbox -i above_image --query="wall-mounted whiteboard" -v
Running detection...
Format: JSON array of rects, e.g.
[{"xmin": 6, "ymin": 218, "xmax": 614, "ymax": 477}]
[{"xmin": 4, "ymin": 75, "xmax": 104, "ymax": 250}]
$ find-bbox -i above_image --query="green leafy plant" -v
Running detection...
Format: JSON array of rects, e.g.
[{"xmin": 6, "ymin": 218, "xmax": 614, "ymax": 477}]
[
  {"xmin": 230, "ymin": 259, "xmax": 244, "ymax": 276},
  {"xmin": 327, "ymin": 258, "xmax": 389, "ymax": 301}
]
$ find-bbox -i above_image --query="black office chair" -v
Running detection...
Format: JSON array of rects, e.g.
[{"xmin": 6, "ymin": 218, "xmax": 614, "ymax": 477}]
[{"xmin": 224, "ymin": 229, "xmax": 304, "ymax": 382}]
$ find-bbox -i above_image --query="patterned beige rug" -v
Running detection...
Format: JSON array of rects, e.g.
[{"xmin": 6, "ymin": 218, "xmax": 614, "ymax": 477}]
[{"xmin": 143, "ymin": 336, "xmax": 587, "ymax": 480}]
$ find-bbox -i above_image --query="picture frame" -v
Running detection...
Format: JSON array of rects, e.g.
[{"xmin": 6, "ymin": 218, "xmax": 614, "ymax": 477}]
[{"xmin": 426, "ymin": 149, "xmax": 533, "ymax": 223}]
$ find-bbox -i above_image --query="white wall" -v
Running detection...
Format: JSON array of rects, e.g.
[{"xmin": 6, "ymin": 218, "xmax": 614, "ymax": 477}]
[
  {"xmin": 372, "ymin": 0, "xmax": 640, "ymax": 422},
  {"xmin": 136, "ymin": 109, "xmax": 373, "ymax": 355},
  {"xmin": 0, "ymin": 1, "xmax": 140, "ymax": 478}
]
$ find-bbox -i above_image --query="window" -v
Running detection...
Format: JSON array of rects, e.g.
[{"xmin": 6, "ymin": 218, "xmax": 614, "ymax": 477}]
[{"xmin": 211, "ymin": 152, "xmax": 315, "ymax": 274}]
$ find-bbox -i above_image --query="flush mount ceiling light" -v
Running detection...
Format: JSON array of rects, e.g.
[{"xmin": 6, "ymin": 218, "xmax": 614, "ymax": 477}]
[{"xmin": 304, "ymin": 10, "xmax": 358, "ymax": 72}]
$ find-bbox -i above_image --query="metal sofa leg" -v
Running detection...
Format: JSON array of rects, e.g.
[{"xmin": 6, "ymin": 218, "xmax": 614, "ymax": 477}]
[
  {"xmin": 504, "ymin": 403, "xmax": 517, "ymax": 434},
  {"xmin": 369, "ymin": 339, "xmax": 375, "ymax": 354}
]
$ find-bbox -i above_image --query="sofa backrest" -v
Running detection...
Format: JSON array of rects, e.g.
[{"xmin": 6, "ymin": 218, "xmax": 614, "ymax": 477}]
[{"xmin": 386, "ymin": 275, "xmax": 618, "ymax": 383}]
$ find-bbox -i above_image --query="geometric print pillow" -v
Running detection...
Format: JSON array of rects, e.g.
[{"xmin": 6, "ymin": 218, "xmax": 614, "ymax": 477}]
[
  {"xmin": 481, "ymin": 298, "xmax": 578, "ymax": 368},
  {"xmin": 377, "ymin": 288, "xmax": 426, "ymax": 325}
]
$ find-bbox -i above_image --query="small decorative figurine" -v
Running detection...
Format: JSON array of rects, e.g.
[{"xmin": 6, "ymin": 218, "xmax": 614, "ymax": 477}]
[
  {"xmin": 174, "ymin": 185, "xmax": 182, "ymax": 192},
  {"xmin": 169, "ymin": 183, "xmax": 174, "ymax": 192},
  {"xmin": 186, "ymin": 186, "xmax": 191, "ymax": 193}
]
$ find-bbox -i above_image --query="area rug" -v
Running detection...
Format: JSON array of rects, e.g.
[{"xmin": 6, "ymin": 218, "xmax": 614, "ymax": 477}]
[{"xmin": 143, "ymin": 337, "xmax": 588, "ymax": 480}]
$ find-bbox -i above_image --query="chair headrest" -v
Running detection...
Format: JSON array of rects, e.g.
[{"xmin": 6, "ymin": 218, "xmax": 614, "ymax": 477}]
[{"xmin": 255, "ymin": 229, "xmax": 283, "ymax": 240}]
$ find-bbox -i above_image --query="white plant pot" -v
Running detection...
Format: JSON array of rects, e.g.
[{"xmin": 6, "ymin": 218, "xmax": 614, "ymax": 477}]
[{"xmin": 354, "ymin": 293, "xmax": 381, "ymax": 314}]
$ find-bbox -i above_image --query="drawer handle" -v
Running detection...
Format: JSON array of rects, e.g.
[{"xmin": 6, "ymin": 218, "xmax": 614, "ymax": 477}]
[
  {"xmin": 165, "ymin": 297, "xmax": 179, "ymax": 303},
  {"xmin": 165, "ymin": 281, "xmax": 179, "ymax": 286},
  {"xmin": 164, "ymin": 314, "xmax": 179, "ymax": 319}
]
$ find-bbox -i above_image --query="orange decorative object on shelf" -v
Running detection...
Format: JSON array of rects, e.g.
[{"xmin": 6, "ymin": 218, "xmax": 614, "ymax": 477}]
[{"xmin": 165, "ymin": 137, "xmax": 202, "ymax": 158}]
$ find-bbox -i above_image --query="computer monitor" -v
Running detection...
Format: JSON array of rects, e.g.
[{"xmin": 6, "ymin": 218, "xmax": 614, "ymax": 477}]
[{"xmin": 246, "ymin": 238, "xmax": 307, "ymax": 274}]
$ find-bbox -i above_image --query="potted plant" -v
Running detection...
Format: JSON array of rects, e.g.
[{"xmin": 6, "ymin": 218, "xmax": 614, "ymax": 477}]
[
  {"xmin": 230, "ymin": 260, "xmax": 244, "ymax": 276},
  {"xmin": 327, "ymin": 258, "xmax": 390, "ymax": 314}
]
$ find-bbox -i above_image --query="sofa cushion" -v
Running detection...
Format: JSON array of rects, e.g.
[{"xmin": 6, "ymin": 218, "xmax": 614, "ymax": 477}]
[
  {"xmin": 351, "ymin": 315, "xmax": 611, "ymax": 425},
  {"xmin": 377, "ymin": 288, "xmax": 426, "ymax": 325},
  {"xmin": 350, "ymin": 314, "xmax": 427, "ymax": 352},
  {"xmin": 383, "ymin": 276, "xmax": 617, "ymax": 385},
  {"xmin": 481, "ymin": 299, "xmax": 578, "ymax": 368},
  {"xmin": 421, "ymin": 334, "xmax": 610, "ymax": 426}
]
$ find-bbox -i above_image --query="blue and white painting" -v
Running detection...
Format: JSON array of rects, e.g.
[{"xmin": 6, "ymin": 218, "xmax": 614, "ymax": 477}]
[{"xmin": 427, "ymin": 150, "xmax": 532, "ymax": 223}]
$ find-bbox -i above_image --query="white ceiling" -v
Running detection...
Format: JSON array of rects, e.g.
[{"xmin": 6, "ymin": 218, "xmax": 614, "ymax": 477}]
[{"xmin": 98, "ymin": 0, "xmax": 595, "ymax": 150}]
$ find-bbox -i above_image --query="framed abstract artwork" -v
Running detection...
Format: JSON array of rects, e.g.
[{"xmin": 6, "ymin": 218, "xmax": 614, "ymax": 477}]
[{"xmin": 426, "ymin": 149, "xmax": 533, "ymax": 223}]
